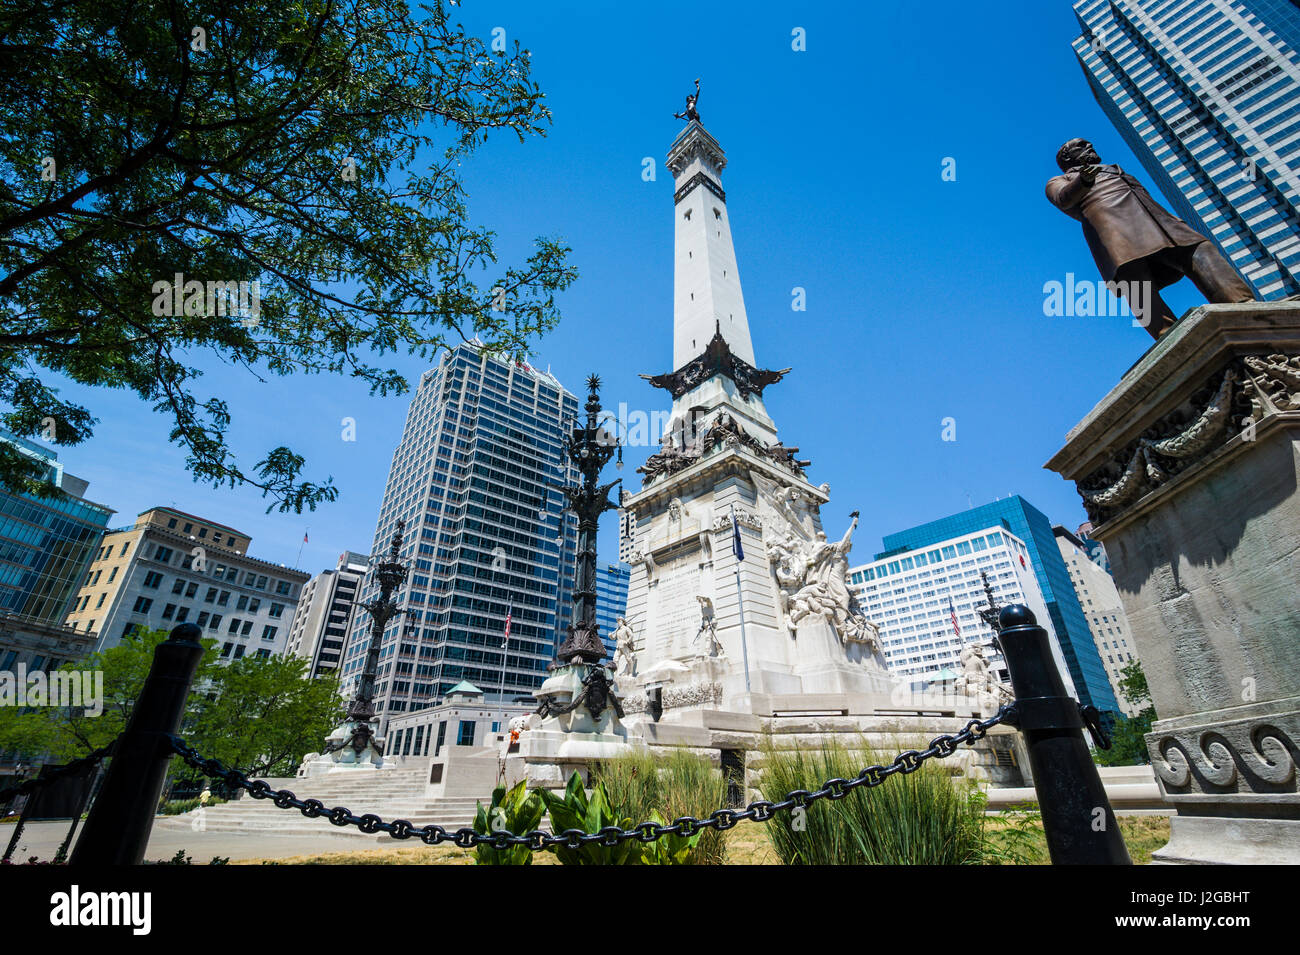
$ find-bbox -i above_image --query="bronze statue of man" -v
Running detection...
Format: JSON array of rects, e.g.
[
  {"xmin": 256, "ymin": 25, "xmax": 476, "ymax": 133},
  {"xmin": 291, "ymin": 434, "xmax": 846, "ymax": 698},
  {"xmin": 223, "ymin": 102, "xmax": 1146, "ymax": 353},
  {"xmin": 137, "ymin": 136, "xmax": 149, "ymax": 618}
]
[
  {"xmin": 674, "ymin": 78, "xmax": 701, "ymax": 123},
  {"xmin": 1046, "ymin": 138, "xmax": 1253, "ymax": 339}
]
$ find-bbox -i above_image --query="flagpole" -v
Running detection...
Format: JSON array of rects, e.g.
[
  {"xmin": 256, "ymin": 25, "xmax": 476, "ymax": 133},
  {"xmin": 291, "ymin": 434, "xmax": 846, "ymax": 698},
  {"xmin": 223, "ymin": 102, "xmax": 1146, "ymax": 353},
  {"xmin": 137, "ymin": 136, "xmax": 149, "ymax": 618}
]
[
  {"xmin": 295, "ymin": 527, "xmax": 309, "ymax": 570},
  {"xmin": 730, "ymin": 505, "xmax": 752, "ymax": 694},
  {"xmin": 734, "ymin": 568, "xmax": 752, "ymax": 694}
]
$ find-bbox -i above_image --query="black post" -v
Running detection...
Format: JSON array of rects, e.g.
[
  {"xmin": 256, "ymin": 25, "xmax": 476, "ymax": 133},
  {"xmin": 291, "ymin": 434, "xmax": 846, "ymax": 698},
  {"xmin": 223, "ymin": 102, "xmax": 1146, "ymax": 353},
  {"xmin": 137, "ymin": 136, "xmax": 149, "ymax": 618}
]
[
  {"xmin": 996, "ymin": 605, "xmax": 1131, "ymax": 865},
  {"xmin": 71, "ymin": 623, "xmax": 205, "ymax": 865}
]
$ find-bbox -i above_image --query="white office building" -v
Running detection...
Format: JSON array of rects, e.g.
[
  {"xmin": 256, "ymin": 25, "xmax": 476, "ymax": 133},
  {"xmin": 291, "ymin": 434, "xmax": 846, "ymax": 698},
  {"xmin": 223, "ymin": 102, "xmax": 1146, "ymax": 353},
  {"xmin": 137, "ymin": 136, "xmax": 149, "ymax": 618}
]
[
  {"xmin": 848, "ymin": 526, "xmax": 1078, "ymax": 698},
  {"xmin": 1055, "ymin": 526, "xmax": 1143, "ymax": 717},
  {"xmin": 286, "ymin": 550, "xmax": 369, "ymax": 679}
]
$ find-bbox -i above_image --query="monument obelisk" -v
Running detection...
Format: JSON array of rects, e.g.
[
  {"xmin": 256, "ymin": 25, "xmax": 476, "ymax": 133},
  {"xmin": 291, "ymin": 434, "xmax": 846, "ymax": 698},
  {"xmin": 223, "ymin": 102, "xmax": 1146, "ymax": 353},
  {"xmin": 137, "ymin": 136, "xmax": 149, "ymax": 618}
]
[{"xmin": 618, "ymin": 85, "xmax": 893, "ymax": 721}]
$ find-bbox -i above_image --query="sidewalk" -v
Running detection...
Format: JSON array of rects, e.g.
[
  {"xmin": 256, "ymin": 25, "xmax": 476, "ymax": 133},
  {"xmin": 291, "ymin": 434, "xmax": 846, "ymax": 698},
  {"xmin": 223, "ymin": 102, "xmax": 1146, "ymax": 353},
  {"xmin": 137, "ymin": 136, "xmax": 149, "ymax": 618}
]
[{"xmin": 3, "ymin": 819, "xmax": 386, "ymax": 863}]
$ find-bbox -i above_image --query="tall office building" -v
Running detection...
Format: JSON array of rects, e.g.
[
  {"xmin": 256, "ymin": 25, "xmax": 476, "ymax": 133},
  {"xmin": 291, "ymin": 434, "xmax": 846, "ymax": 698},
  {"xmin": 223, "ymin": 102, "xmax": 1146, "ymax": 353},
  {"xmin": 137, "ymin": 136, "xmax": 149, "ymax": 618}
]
[
  {"xmin": 848, "ymin": 525, "xmax": 1078, "ymax": 699},
  {"xmin": 286, "ymin": 550, "xmax": 369, "ymax": 679},
  {"xmin": 66, "ymin": 507, "xmax": 309, "ymax": 660},
  {"xmin": 1071, "ymin": 0, "xmax": 1300, "ymax": 299},
  {"xmin": 341, "ymin": 343, "xmax": 579, "ymax": 724},
  {"xmin": 1055, "ymin": 526, "xmax": 1143, "ymax": 717},
  {"xmin": 594, "ymin": 561, "xmax": 630, "ymax": 658},
  {"xmin": 616, "ymin": 508, "xmax": 637, "ymax": 563},
  {"xmin": 875, "ymin": 496, "xmax": 1121, "ymax": 716},
  {"xmin": 0, "ymin": 431, "xmax": 113, "ymax": 674}
]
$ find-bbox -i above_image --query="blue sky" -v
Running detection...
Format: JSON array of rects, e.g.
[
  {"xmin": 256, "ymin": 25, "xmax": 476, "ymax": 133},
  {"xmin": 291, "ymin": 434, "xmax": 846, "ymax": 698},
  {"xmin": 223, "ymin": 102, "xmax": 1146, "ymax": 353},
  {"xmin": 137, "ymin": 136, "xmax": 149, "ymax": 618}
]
[{"xmin": 46, "ymin": 0, "xmax": 1206, "ymax": 573}]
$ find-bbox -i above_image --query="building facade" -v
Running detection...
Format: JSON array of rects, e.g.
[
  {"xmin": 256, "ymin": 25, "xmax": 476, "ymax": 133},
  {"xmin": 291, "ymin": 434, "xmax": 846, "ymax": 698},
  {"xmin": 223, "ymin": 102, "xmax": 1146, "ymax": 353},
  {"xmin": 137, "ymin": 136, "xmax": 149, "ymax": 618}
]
[
  {"xmin": 1071, "ymin": 0, "xmax": 1300, "ymax": 299},
  {"xmin": 286, "ymin": 550, "xmax": 369, "ymax": 679},
  {"xmin": 385, "ymin": 680, "xmax": 534, "ymax": 762},
  {"xmin": 0, "ymin": 431, "xmax": 113, "ymax": 631},
  {"xmin": 616, "ymin": 508, "xmax": 637, "ymax": 563},
  {"xmin": 1055, "ymin": 526, "xmax": 1143, "ymax": 717},
  {"xmin": 341, "ymin": 344, "xmax": 579, "ymax": 726},
  {"xmin": 65, "ymin": 507, "xmax": 308, "ymax": 661},
  {"xmin": 594, "ymin": 561, "xmax": 630, "ymax": 659},
  {"xmin": 848, "ymin": 525, "xmax": 1077, "ymax": 697},
  {"xmin": 874, "ymin": 496, "xmax": 1121, "ymax": 717}
]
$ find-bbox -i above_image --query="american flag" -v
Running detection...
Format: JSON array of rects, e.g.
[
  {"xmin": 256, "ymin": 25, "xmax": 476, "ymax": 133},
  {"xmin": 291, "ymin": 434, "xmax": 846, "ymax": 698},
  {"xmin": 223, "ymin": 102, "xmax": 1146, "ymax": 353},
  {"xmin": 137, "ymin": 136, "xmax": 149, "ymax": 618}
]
[
  {"xmin": 948, "ymin": 597, "xmax": 961, "ymax": 639},
  {"xmin": 502, "ymin": 598, "xmax": 513, "ymax": 649},
  {"xmin": 302, "ymin": 530, "xmax": 309, "ymax": 544}
]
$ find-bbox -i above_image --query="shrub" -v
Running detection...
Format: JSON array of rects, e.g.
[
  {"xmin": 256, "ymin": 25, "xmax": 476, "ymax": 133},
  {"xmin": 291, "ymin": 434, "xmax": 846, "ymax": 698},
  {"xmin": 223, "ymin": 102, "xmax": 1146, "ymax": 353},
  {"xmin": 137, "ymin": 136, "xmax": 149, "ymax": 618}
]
[
  {"xmin": 758, "ymin": 737, "xmax": 986, "ymax": 865},
  {"xmin": 537, "ymin": 773, "xmax": 643, "ymax": 866},
  {"xmin": 472, "ymin": 780, "xmax": 546, "ymax": 866},
  {"xmin": 158, "ymin": 796, "xmax": 225, "ymax": 815},
  {"xmin": 595, "ymin": 748, "xmax": 728, "ymax": 865}
]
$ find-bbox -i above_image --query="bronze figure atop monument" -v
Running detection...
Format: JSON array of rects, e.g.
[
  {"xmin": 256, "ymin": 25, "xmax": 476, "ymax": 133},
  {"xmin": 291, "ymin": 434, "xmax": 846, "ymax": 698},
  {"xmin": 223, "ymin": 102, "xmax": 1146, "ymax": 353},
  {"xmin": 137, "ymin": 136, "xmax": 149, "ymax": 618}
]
[
  {"xmin": 673, "ymin": 77, "xmax": 701, "ymax": 123},
  {"xmin": 1046, "ymin": 138, "xmax": 1254, "ymax": 339}
]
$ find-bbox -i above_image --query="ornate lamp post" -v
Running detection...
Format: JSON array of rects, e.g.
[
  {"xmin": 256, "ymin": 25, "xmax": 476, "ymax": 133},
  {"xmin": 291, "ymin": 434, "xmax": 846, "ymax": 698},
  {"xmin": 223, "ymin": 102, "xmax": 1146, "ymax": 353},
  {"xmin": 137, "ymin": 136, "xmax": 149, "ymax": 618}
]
[
  {"xmin": 976, "ymin": 570, "xmax": 1003, "ymax": 636},
  {"xmin": 555, "ymin": 374, "xmax": 622, "ymax": 665},
  {"xmin": 347, "ymin": 518, "xmax": 409, "ymax": 723},
  {"xmin": 532, "ymin": 374, "xmax": 626, "ymax": 725},
  {"xmin": 316, "ymin": 519, "xmax": 408, "ymax": 767}
]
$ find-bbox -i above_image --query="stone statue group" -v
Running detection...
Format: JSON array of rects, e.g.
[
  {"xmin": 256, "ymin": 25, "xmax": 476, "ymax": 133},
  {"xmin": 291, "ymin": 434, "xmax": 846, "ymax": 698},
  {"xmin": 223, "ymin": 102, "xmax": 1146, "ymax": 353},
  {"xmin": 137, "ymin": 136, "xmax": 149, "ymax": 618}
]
[
  {"xmin": 954, "ymin": 640, "xmax": 1013, "ymax": 712},
  {"xmin": 767, "ymin": 512, "xmax": 877, "ymax": 648}
]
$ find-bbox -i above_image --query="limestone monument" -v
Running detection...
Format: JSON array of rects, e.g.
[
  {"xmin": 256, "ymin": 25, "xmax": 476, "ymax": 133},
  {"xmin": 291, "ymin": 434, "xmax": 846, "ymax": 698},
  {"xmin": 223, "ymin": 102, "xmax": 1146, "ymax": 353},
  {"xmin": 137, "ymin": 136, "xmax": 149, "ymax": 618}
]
[
  {"xmin": 1047, "ymin": 301, "xmax": 1300, "ymax": 863},
  {"xmin": 618, "ymin": 108, "xmax": 989, "ymax": 731},
  {"xmin": 1046, "ymin": 138, "xmax": 1254, "ymax": 339},
  {"xmin": 513, "ymin": 93, "xmax": 1023, "ymax": 793}
]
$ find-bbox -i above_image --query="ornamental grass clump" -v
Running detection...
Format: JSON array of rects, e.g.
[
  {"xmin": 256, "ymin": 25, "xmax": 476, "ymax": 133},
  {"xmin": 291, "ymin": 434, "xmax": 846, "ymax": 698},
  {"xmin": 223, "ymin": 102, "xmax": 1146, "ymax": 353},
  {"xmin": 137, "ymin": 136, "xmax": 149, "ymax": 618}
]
[
  {"xmin": 595, "ymin": 749, "xmax": 729, "ymax": 865},
  {"xmin": 758, "ymin": 737, "xmax": 986, "ymax": 865}
]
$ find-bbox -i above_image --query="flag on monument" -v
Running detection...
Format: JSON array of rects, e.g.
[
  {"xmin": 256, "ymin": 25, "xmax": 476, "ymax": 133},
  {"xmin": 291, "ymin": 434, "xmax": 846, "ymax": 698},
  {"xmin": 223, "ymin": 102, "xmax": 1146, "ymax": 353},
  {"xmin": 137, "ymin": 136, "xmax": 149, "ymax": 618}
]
[
  {"xmin": 949, "ymin": 597, "xmax": 961, "ymax": 639},
  {"xmin": 730, "ymin": 504, "xmax": 744, "ymax": 562},
  {"xmin": 503, "ymin": 598, "xmax": 513, "ymax": 648}
]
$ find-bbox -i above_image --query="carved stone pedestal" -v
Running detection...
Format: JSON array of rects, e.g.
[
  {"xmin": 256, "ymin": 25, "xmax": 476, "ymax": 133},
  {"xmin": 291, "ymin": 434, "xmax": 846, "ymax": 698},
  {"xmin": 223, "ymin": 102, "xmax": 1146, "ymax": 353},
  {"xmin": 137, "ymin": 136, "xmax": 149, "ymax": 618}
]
[
  {"xmin": 510, "ymin": 661, "xmax": 635, "ymax": 789},
  {"xmin": 1046, "ymin": 302, "xmax": 1300, "ymax": 865},
  {"xmin": 298, "ymin": 719, "xmax": 395, "ymax": 777}
]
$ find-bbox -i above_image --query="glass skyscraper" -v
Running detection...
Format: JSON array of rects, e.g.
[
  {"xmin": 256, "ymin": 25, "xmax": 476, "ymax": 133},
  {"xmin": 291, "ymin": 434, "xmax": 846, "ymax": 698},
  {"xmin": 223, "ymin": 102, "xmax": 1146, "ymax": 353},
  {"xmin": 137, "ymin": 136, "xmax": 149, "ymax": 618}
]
[
  {"xmin": 875, "ymin": 496, "xmax": 1121, "ymax": 717},
  {"xmin": 342, "ymin": 344, "xmax": 579, "ymax": 722},
  {"xmin": 594, "ymin": 561, "xmax": 630, "ymax": 659},
  {"xmin": 0, "ymin": 431, "xmax": 113, "ymax": 626},
  {"xmin": 1071, "ymin": 0, "xmax": 1300, "ymax": 299}
]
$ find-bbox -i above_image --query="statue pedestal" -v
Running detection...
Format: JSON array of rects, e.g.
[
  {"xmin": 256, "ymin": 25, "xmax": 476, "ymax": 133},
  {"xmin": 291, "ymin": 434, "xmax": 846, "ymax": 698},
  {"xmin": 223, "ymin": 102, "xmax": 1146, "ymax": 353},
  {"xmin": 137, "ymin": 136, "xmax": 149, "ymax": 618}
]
[
  {"xmin": 512, "ymin": 662, "xmax": 636, "ymax": 789},
  {"xmin": 1046, "ymin": 302, "xmax": 1300, "ymax": 864},
  {"xmin": 298, "ymin": 718, "xmax": 396, "ymax": 778}
]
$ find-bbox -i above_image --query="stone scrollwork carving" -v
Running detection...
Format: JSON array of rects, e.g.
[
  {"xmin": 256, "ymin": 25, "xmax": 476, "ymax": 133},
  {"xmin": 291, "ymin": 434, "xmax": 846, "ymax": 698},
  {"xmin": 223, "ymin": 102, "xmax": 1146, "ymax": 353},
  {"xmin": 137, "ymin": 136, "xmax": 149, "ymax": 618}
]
[
  {"xmin": 1076, "ymin": 366, "xmax": 1244, "ymax": 524},
  {"xmin": 620, "ymin": 682, "xmax": 723, "ymax": 715},
  {"xmin": 663, "ymin": 682, "xmax": 724, "ymax": 709},
  {"xmin": 1241, "ymin": 353, "xmax": 1300, "ymax": 418},
  {"xmin": 1149, "ymin": 715, "xmax": 1297, "ymax": 796},
  {"xmin": 712, "ymin": 507, "xmax": 762, "ymax": 533}
]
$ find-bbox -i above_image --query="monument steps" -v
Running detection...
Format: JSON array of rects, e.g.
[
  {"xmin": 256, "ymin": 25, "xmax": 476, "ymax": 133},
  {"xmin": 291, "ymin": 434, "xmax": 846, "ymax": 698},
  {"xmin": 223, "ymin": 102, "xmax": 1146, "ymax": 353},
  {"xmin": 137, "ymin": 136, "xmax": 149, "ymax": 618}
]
[{"xmin": 150, "ymin": 769, "xmax": 494, "ymax": 840}]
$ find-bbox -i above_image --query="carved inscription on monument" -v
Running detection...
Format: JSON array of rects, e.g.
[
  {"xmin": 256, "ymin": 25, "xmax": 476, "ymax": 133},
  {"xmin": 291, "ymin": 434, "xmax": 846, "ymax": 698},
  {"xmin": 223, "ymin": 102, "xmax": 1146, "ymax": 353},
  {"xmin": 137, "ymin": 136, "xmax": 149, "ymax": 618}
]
[{"xmin": 650, "ymin": 549, "xmax": 703, "ymax": 656}]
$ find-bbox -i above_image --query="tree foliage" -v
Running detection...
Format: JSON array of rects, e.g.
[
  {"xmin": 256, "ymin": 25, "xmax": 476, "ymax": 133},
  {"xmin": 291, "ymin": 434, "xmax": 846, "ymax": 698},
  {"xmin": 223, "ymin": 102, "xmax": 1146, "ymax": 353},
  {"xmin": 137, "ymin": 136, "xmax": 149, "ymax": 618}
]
[
  {"xmin": 0, "ymin": 627, "xmax": 220, "ymax": 760},
  {"xmin": 182, "ymin": 652, "xmax": 343, "ymax": 778},
  {"xmin": 1094, "ymin": 659, "xmax": 1156, "ymax": 767},
  {"xmin": 0, "ymin": 0, "xmax": 576, "ymax": 510}
]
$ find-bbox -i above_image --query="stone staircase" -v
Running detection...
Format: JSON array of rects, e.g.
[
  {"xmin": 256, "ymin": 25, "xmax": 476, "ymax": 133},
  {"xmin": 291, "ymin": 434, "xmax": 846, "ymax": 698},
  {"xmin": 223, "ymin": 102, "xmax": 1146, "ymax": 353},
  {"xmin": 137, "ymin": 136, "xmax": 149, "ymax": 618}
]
[{"xmin": 153, "ymin": 769, "xmax": 489, "ymax": 841}]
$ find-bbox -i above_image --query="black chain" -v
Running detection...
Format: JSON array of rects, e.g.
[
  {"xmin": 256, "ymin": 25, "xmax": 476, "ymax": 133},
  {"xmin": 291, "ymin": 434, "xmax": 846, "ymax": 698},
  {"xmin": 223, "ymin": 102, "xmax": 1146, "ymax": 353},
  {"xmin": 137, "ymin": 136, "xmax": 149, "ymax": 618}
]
[
  {"xmin": 0, "ymin": 741, "xmax": 116, "ymax": 805},
  {"xmin": 165, "ymin": 705, "xmax": 1009, "ymax": 851}
]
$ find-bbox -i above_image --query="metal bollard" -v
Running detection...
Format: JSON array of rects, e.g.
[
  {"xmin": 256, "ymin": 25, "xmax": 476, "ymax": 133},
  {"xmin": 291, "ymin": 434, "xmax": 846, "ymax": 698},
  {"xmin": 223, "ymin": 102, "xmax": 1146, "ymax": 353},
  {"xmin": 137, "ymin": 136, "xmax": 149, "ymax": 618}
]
[
  {"xmin": 996, "ymin": 605, "xmax": 1131, "ymax": 865},
  {"xmin": 71, "ymin": 624, "xmax": 205, "ymax": 865}
]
